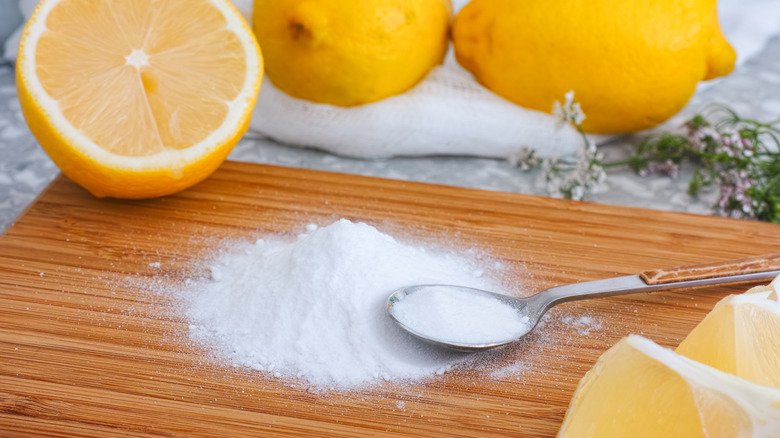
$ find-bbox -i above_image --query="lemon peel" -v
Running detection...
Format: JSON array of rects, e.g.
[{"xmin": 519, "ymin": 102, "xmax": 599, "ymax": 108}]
[
  {"xmin": 252, "ymin": 0, "xmax": 450, "ymax": 106},
  {"xmin": 452, "ymin": 0, "xmax": 736, "ymax": 134}
]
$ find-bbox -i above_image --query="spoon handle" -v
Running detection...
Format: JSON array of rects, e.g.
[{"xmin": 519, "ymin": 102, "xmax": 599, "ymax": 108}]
[
  {"xmin": 640, "ymin": 253, "xmax": 780, "ymax": 285},
  {"xmin": 534, "ymin": 254, "xmax": 780, "ymax": 317}
]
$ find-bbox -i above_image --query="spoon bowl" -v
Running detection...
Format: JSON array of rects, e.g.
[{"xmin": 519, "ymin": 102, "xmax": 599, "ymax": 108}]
[{"xmin": 387, "ymin": 285, "xmax": 537, "ymax": 352}]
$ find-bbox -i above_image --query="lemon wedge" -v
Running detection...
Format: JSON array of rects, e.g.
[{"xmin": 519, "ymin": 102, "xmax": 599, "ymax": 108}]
[
  {"xmin": 676, "ymin": 284, "xmax": 780, "ymax": 389},
  {"xmin": 558, "ymin": 335, "xmax": 780, "ymax": 437}
]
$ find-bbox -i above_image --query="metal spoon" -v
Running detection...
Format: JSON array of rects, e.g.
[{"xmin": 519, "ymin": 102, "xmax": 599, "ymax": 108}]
[{"xmin": 386, "ymin": 253, "xmax": 780, "ymax": 352}]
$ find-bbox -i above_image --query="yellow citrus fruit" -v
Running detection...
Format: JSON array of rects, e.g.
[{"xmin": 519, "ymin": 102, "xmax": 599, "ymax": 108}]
[
  {"xmin": 16, "ymin": 0, "xmax": 263, "ymax": 199},
  {"xmin": 252, "ymin": 0, "xmax": 451, "ymax": 106},
  {"xmin": 452, "ymin": 0, "xmax": 736, "ymax": 134},
  {"xmin": 675, "ymin": 281, "xmax": 780, "ymax": 389},
  {"xmin": 558, "ymin": 335, "xmax": 780, "ymax": 437}
]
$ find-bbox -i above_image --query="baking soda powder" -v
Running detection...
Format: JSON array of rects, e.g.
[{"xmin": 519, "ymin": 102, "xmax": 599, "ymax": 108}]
[
  {"xmin": 392, "ymin": 287, "xmax": 531, "ymax": 345},
  {"xmin": 185, "ymin": 219, "xmax": 511, "ymax": 387}
]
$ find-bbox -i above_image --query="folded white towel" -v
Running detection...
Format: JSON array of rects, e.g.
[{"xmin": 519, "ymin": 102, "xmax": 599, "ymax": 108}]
[{"xmin": 4, "ymin": 0, "xmax": 780, "ymax": 159}]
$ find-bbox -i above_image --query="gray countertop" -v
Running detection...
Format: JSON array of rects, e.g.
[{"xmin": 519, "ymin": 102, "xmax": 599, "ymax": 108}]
[{"xmin": 2, "ymin": 35, "xmax": 780, "ymax": 233}]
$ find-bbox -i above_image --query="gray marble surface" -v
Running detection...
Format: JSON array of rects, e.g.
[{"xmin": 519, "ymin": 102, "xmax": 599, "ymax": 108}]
[{"xmin": 2, "ymin": 35, "xmax": 780, "ymax": 233}]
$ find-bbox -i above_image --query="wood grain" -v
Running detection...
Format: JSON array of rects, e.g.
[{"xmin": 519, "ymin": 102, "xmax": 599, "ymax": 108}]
[
  {"xmin": 640, "ymin": 252, "xmax": 780, "ymax": 284},
  {"xmin": 2, "ymin": 161, "xmax": 780, "ymax": 437}
]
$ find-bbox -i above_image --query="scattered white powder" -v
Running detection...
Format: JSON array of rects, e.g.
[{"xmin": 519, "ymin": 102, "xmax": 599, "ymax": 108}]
[
  {"xmin": 392, "ymin": 287, "xmax": 531, "ymax": 345},
  {"xmin": 558, "ymin": 315, "xmax": 603, "ymax": 336},
  {"xmin": 148, "ymin": 262, "xmax": 161, "ymax": 268},
  {"xmin": 184, "ymin": 219, "xmax": 508, "ymax": 388}
]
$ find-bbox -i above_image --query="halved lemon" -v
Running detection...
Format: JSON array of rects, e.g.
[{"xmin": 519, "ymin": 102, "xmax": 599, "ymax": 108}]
[
  {"xmin": 16, "ymin": 0, "xmax": 263, "ymax": 198},
  {"xmin": 675, "ymin": 280, "xmax": 780, "ymax": 389},
  {"xmin": 558, "ymin": 335, "xmax": 780, "ymax": 437}
]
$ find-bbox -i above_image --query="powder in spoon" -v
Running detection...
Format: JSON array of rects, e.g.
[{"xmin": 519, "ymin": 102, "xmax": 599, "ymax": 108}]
[
  {"xmin": 184, "ymin": 219, "xmax": 510, "ymax": 388},
  {"xmin": 391, "ymin": 288, "xmax": 531, "ymax": 345}
]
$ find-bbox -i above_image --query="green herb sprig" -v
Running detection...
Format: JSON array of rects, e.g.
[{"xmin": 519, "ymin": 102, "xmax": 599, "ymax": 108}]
[
  {"xmin": 513, "ymin": 94, "xmax": 780, "ymax": 223},
  {"xmin": 628, "ymin": 105, "xmax": 780, "ymax": 222}
]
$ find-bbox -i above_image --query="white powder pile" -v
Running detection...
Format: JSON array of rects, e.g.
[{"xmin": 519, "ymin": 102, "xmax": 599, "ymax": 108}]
[
  {"xmin": 392, "ymin": 288, "xmax": 531, "ymax": 345},
  {"xmin": 185, "ymin": 219, "xmax": 508, "ymax": 388}
]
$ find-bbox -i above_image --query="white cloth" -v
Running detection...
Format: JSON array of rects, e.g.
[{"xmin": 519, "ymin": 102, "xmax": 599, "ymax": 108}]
[{"xmin": 4, "ymin": 0, "xmax": 780, "ymax": 159}]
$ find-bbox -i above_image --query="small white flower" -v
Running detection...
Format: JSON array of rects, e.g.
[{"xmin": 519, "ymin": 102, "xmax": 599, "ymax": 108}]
[
  {"xmin": 570, "ymin": 185, "xmax": 585, "ymax": 201},
  {"xmin": 571, "ymin": 102, "xmax": 585, "ymax": 125},
  {"xmin": 536, "ymin": 92, "xmax": 607, "ymax": 201},
  {"xmin": 552, "ymin": 90, "xmax": 586, "ymax": 126},
  {"xmin": 509, "ymin": 146, "xmax": 542, "ymax": 171}
]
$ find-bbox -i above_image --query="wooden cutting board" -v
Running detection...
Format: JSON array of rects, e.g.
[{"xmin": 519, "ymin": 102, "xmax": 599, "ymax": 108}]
[{"xmin": 2, "ymin": 161, "xmax": 780, "ymax": 437}]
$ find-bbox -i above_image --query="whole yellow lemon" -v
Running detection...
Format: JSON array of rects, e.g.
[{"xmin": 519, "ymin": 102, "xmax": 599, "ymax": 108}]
[
  {"xmin": 452, "ymin": 0, "xmax": 736, "ymax": 133},
  {"xmin": 253, "ymin": 0, "xmax": 451, "ymax": 107}
]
